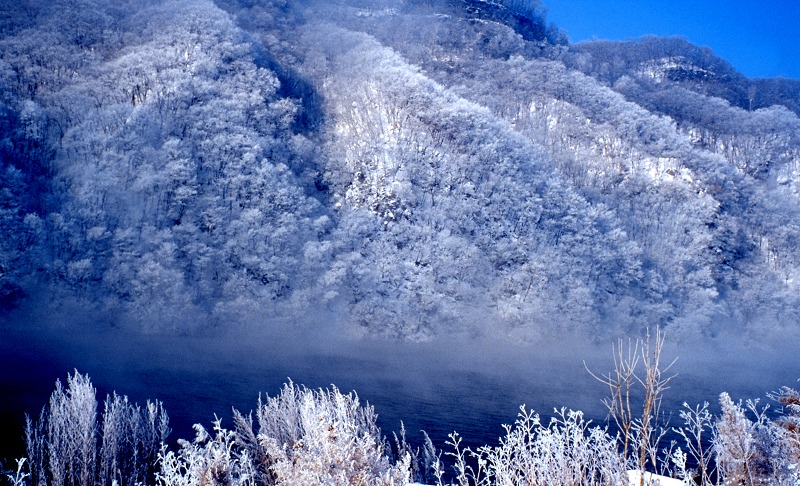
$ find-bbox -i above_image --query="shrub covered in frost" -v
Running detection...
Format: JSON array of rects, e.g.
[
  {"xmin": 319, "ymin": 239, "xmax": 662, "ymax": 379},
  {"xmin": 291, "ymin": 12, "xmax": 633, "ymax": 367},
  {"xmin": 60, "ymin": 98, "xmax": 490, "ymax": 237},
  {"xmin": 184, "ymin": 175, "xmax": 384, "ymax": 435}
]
[
  {"xmin": 444, "ymin": 406, "xmax": 627, "ymax": 486},
  {"xmin": 20, "ymin": 370, "xmax": 169, "ymax": 486},
  {"xmin": 156, "ymin": 381, "xmax": 412, "ymax": 486},
  {"xmin": 708, "ymin": 390, "xmax": 800, "ymax": 486}
]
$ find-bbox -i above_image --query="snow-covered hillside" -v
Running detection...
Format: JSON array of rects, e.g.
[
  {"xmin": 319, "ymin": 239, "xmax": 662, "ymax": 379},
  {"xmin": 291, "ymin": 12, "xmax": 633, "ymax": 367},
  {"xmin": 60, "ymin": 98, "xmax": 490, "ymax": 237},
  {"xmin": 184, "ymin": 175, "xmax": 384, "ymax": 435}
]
[{"xmin": 1, "ymin": 0, "xmax": 799, "ymax": 339}]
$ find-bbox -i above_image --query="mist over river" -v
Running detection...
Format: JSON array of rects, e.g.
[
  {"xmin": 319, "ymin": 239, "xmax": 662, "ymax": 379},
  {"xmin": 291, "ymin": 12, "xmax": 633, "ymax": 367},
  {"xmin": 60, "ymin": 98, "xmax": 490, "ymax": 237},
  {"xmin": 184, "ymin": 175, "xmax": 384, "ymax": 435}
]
[{"xmin": 1, "ymin": 320, "xmax": 798, "ymax": 468}]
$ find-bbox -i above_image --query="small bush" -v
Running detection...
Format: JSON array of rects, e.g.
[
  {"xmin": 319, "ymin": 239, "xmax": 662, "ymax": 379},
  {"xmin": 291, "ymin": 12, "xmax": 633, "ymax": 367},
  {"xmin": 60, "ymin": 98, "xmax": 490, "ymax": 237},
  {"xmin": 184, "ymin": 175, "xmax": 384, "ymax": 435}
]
[
  {"xmin": 444, "ymin": 406, "xmax": 626, "ymax": 486},
  {"xmin": 710, "ymin": 391, "xmax": 800, "ymax": 486},
  {"xmin": 157, "ymin": 381, "xmax": 412, "ymax": 486},
  {"xmin": 21, "ymin": 371, "xmax": 168, "ymax": 486}
]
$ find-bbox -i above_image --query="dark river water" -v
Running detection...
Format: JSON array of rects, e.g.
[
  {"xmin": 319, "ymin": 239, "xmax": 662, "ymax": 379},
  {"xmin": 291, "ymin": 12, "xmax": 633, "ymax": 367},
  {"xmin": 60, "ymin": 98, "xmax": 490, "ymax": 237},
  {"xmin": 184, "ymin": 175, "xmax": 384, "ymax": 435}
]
[{"xmin": 1, "ymin": 321, "xmax": 798, "ymax": 471}]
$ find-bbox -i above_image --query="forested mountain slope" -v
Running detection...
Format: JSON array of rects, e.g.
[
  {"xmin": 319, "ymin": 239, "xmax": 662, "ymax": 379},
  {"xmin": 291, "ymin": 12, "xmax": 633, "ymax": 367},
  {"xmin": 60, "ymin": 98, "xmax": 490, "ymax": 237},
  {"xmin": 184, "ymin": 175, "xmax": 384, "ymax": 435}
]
[
  {"xmin": 1, "ymin": 0, "xmax": 799, "ymax": 339},
  {"xmin": 565, "ymin": 37, "xmax": 800, "ymax": 116}
]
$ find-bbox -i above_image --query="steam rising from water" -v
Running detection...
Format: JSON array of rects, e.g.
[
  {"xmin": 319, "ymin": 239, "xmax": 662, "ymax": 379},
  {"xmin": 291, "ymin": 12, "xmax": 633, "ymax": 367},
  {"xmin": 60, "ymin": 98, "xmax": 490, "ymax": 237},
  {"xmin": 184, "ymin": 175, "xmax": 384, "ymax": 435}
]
[{"xmin": 1, "ymin": 313, "xmax": 798, "ymax": 465}]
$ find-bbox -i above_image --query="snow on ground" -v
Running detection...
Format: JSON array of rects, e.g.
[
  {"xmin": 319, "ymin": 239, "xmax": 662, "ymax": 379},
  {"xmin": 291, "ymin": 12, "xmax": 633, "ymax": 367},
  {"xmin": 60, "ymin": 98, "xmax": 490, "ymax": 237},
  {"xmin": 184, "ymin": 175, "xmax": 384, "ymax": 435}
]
[{"xmin": 626, "ymin": 470, "xmax": 686, "ymax": 486}]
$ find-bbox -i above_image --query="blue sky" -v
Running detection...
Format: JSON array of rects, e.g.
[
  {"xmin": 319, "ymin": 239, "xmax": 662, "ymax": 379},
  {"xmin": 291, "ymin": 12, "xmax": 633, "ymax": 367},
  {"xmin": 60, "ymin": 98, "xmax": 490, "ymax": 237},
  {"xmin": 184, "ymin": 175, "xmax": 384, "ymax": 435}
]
[{"xmin": 543, "ymin": 0, "xmax": 800, "ymax": 79}]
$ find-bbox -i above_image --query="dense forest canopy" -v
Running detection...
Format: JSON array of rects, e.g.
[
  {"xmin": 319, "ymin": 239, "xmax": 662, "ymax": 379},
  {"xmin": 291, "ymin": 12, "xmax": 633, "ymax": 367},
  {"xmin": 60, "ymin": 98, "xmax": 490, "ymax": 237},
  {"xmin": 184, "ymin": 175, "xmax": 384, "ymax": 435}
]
[{"xmin": 1, "ymin": 0, "xmax": 799, "ymax": 339}]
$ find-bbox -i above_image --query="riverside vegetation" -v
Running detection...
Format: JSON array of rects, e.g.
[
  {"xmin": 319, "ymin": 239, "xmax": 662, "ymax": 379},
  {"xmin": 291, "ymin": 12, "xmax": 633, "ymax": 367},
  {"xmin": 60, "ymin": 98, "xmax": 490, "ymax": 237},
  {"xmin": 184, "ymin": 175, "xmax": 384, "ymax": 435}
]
[{"xmin": 4, "ymin": 331, "xmax": 799, "ymax": 485}]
